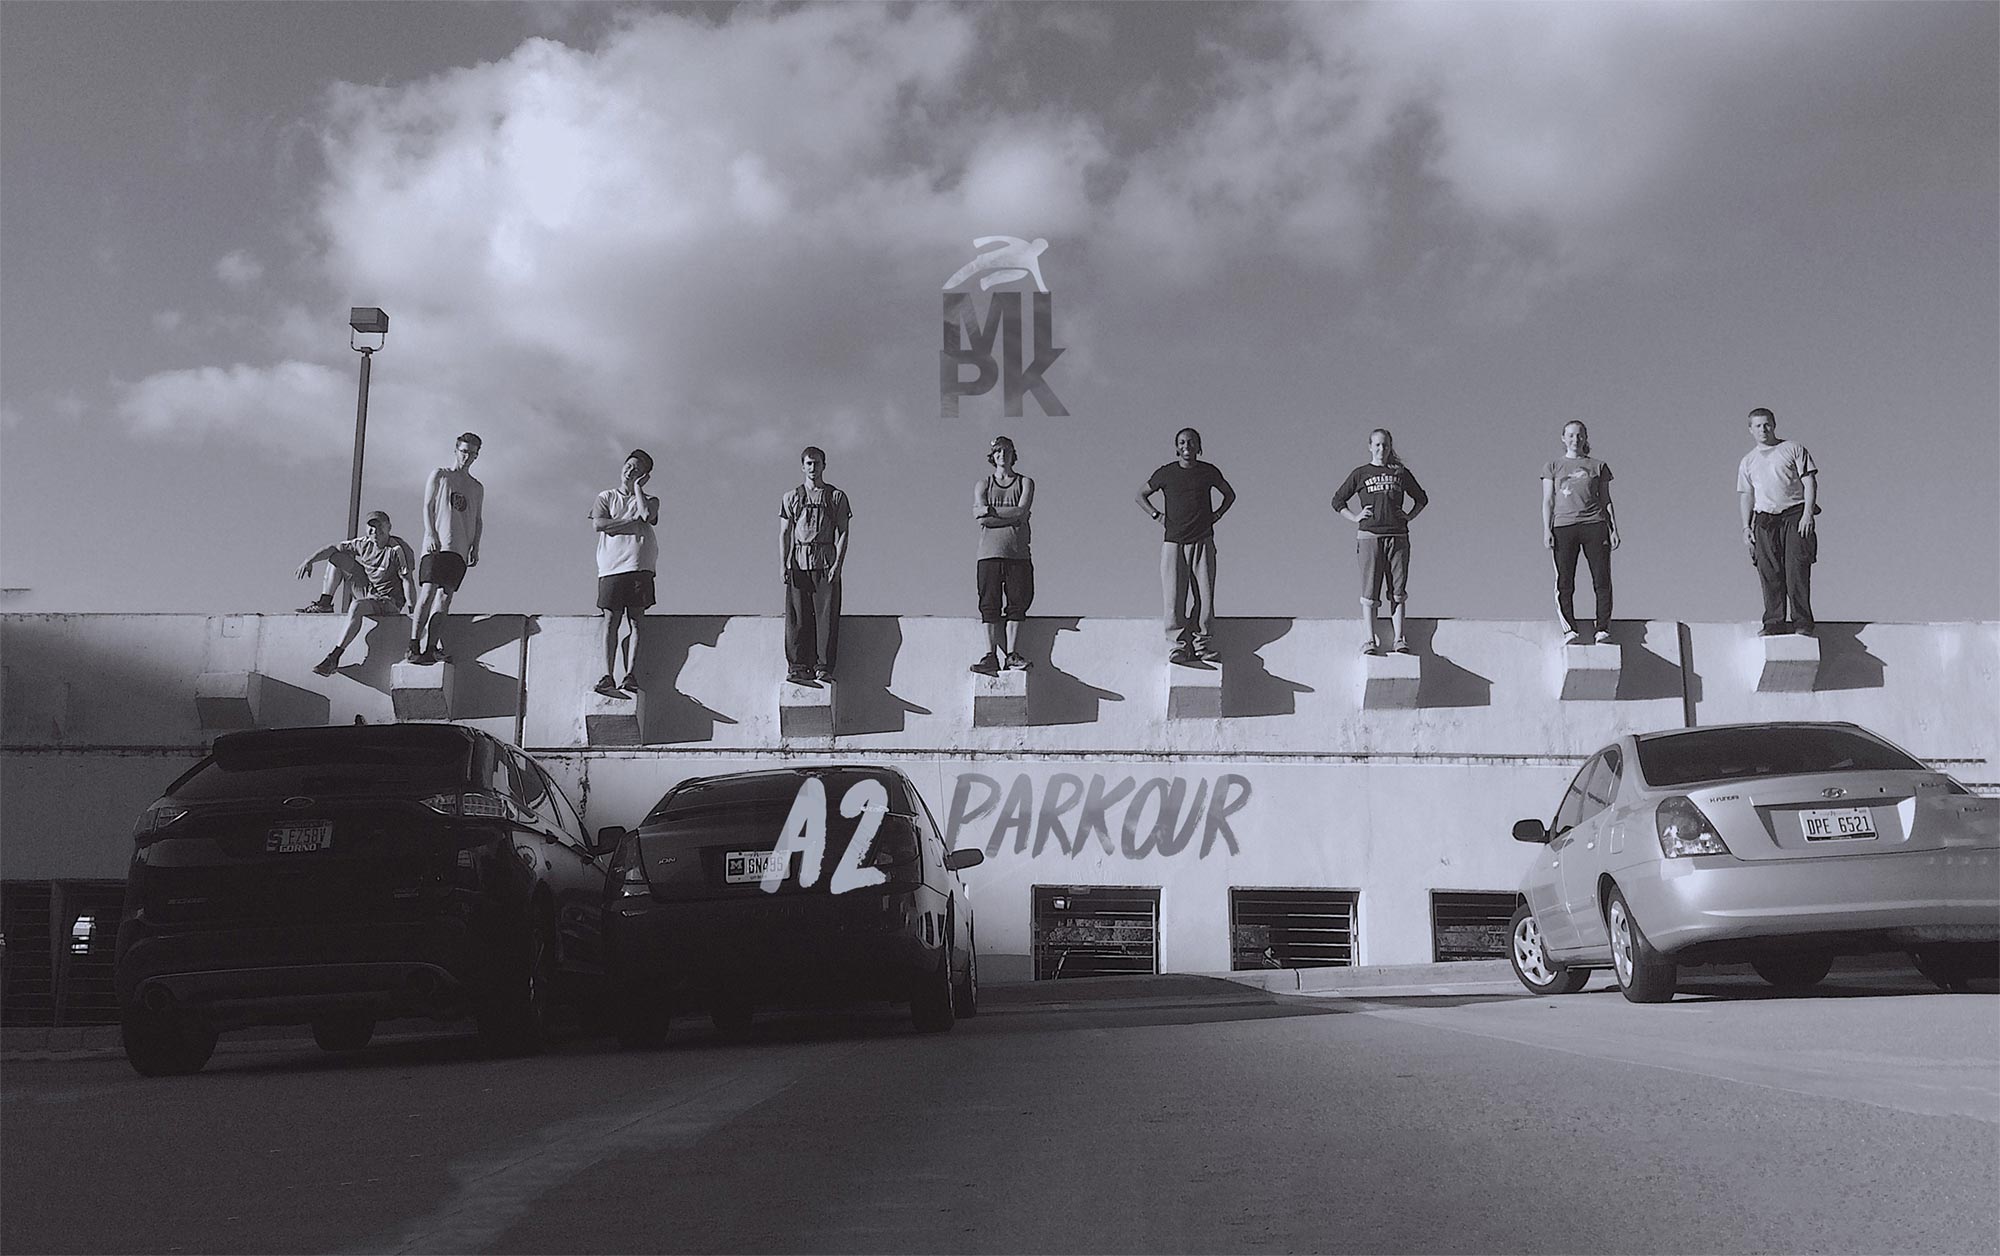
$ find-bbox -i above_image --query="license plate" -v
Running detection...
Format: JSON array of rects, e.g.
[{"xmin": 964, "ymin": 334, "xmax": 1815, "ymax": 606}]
[
  {"xmin": 724, "ymin": 850, "xmax": 783, "ymax": 883},
  {"xmin": 266, "ymin": 820, "xmax": 333, "ymax": 854},
  {"xmin": 1800, "ymin": 807, "xmax": 1876, "ymax": 841}
]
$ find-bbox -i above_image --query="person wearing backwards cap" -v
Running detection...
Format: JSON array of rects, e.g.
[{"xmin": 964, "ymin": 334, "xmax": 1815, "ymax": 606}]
[
  {"xmin": 295, "ymin": 509, "xmax": 419, "ymax": 677},
  {"xmin": 971, "ymin": 435, "xmax": 1036, "ymax": 673}
]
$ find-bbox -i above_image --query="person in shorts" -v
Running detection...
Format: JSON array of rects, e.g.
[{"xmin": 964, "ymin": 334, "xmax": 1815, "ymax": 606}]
[
  {"xmin": 1541, "ymin": 420, "xmax": 1620, "ymax": 644},
  {"xmin": 295, "ymin": 510, "xmax": 419, "ymax": 676},
  {"xmin": 410, "ymin": 432, "xmax": 485, "ymax": 664},
  {"xmin": 1136, "ymin": 427, "xmax": 1235, "ymax": 665},
  {"xmin": 1332, "ymin": 428, "xmax": 1428, "ymax": 655},
  {"xmin": 972, "ymin": 436, "xmax": 1036, "ymax": 673},
  {"xmin": 778, "ymin": 446, "xmax": 852, "ymax": 684},
  {"xmin": 1736, "ymin": 407, "xmax": 1819, "ymax": 636},
  {"xmin": 591, "ymin": 449, "xmax": 659, "ymax": 699}
]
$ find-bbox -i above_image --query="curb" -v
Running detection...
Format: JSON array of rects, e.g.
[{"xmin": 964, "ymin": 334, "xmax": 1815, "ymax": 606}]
[{"xmin": 1215, "ymin": 959, "xmax": 1516, "ymax": 995}]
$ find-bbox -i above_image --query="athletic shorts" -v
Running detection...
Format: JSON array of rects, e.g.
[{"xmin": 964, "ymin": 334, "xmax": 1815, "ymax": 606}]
[
  {"xmin": 419, "ymin": 551, "xmax": 468, "ymax": 592},
  {"xmin": 598, "ymin": 570, "xmax": 656, "ymax": 613},
  {"xmin": 1357, "ymin": 533, "xmax": 1410, "ymax": 605},
  {"xmin": 976, "ymin": 558, "xmax": 1034, "ymax": 623}
]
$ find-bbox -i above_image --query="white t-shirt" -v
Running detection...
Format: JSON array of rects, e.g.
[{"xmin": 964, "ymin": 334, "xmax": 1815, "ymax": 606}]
[
  {"xmin": 592, "ymin": 488, "xmax": 658, "ymax": 577},
  {"xmin": 428, "ymin": 468, "xmax": 485, "ymax": 556},
  {"xmin": 1736, "ymin": 441, "xmax": 1817, "ymax": 513}
]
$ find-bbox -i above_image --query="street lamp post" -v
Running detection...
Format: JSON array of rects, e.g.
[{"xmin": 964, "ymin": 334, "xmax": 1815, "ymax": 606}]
[{"xmin": 343, "ymin": 308, "xmax": 389, "ymax": 607}]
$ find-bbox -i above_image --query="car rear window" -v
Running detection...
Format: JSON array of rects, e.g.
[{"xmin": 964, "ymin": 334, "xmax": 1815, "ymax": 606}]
[
  {"xmin": 170, "ymin": 726, "xmax": 476, "ymax": 800},
  {"xmin": 644, "ymin": 769, "xmax": 913, "ymax": 825},
  {"xmin": 1636, "ymin": 726, "xmax": 1925, "ymax": 788}
]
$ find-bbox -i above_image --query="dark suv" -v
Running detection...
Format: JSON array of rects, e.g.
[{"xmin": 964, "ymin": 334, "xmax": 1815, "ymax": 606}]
[
  {"xmin": 114, "ymin": 723, "xmax": 611, "ymax": 1074},
  {"xmin": 600, "ymin": 765, "xmax": 984, "ymax": 1044}
]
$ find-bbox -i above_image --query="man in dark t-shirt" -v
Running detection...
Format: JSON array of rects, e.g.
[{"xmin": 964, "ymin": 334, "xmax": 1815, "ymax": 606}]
[{"xmin": 1136, "ymin": 427, "xmax": 1236, "ymax": 664}]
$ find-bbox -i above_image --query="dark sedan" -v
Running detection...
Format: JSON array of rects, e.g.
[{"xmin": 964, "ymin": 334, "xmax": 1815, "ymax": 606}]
[
  {"xmin": 600, "ymin": 765, "xmax": 983, "ymax": 1043},
  {"xmin": 115, "ymin": 723, "xmax": 613, "ymax": 1074}
]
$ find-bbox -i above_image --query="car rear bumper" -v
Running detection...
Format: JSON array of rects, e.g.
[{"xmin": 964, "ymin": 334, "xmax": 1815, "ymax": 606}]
[
  {"xmin": 115, "ymin": 914, "xmax": 488, "ymax": 1025},
  {"xmin": 606, "ymin": 894, "xmax": 942, "ymax": 1008},
  {"xmin": 1620, "ymin": 846, "xmax": 2000, "ymax": 957}
]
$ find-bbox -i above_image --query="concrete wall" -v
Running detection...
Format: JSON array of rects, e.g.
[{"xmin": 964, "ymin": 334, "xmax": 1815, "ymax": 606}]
[{"xmin": 4, "ymin": 613, "xmax": 1993, "ymax": 977}]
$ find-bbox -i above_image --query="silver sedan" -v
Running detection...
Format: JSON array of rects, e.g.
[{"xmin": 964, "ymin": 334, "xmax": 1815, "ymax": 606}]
[{"xmin": 1508, "ymin": 721, "xmax": 1999, "ymax": 1002}]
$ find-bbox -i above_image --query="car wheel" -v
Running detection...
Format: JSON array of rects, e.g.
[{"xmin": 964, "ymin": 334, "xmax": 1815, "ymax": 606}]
[
  {"xmin": 709, "ymin": 999, "xmax": 754, "ymax": 1038},
  {"xmin": 1750, "ymin": 949, "xmax": 1835, "ymax": 990},
  {"xmin": 120, "ymin": 1005, "xmax": 218, "ymax": 1077},
  {"xmin": 310, "ymin": 1013, "xmax": 376, "ymax": 1052},
  {"xmin": 615, "ymin": 996, "xmax": 672, "ymax": 1049},
  {"xmin": 910, "ymin": 942, "xmax": 957, "ymax": 1034},
  {"xmin": 1508, "ymin": 905, "xmax": 1590, "ymax": 995},
  {"xmin": 1910, "ymin": 943, "xmax": 1999, "ymax": 993},
  {"xmin": 477, "ymin": 916, "xmax": 556, "ymax": 1056},
  {"xmin": 952, "ymin": 932, "xmax": 980, "ymax": 1019},
  {"xmin": 1605, "ymin": 888, "xmax": 1676, "ymax": 1004}
]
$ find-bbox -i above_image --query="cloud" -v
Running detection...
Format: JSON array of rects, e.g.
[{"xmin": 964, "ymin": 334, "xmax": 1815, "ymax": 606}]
[{"xmin": 215, "ymin": 249, "xmax": 264, "ymax": 290}]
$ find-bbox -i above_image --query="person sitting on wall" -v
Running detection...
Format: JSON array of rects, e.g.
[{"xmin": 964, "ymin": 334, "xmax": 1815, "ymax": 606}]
[
  {"xmin": 409, "ymin": 432, "xmax": 485, "ymax": 665},
  {"xmin": 778, "ymin": 445, "xmax": 852, "ymax": 685},
  {"xmin": 1737, "ymin": 407, "xmax": 1820, "ymax": 637},
  {"xmin": 295, "ymin": 510, "xmax": 419, "ymax": 677},
  {"xmin": 1333, "ymin": 427, "xmax": 1428, "ymax": 656},
  {"xmin": 1136, "ymin": 426, "xmax": 1235, "ymax": 666},
  {"xmin": 1541, "ymin": 420, "xmax": 1619, "ymax": 645},
  {"xmin": 591, "ymin": 448, "xmax": 660, "ymax": 700},
  {"xmin": 972, "ymin": 435, "xmax": 1035, "ymax": 674}
]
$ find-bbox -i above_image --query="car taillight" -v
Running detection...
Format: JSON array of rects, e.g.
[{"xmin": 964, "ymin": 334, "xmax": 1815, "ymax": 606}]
[
  {"xmin": 422, "ymin": 791, "xmax": 532, "ymax": 823},
  {"xmin": 1656, "ymin": 796, "xmax": 1731, "ymax": 858},
  {"xmin": 611, "ymin": 836, "xmax": 650, "ymax": 899},
  {"xmin": 131, "ymin": 800, "xmax": 188, "ymax": 842}
]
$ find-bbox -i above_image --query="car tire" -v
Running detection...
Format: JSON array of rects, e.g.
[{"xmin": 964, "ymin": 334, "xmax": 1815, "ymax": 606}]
[
  {"xmin": 709, "ymin": 1000, "xmax": 754, "ymax": 1038},
  {"xmin": 910, "ymin": 943, "xmax": 957, "ymax": 1034},
  {"xmin": 1910, "ymin": 943, "xmax": 1999, "ymax": 993},
  {"xmin": 477, "ymin": 916, "xmax": 556, "ymax": 1056},
  {"xmin": 120, "ymin": 1005, "xmax": 218, "ymax": 1077},
  {"xmin": 616, "ymin": 997, "xmax": 672, "ymax": 1049},
  {"xmin": 1750, "ymin": 949, "xmax": 1835, "ymax": 990},
  {"xmin": 1605, "ymin": 887, "xmax": 1676, "ymax": 1004},
  {"xmin": 311, "ymin": 1013, "xmax": 376, "ymax": 1052},
  {"xmin": 1508, "ymin": 905, "xmax": 1590, "ymax": 995},
  {"xmin": 952, "ymin": 932, "xmax": 980, "ymax": 1019}
]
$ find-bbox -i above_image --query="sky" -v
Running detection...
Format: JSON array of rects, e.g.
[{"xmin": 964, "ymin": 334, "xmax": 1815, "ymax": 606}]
[{"xmin": 3, "ymin": 1, "xmax": 1995, "ymax": 627}]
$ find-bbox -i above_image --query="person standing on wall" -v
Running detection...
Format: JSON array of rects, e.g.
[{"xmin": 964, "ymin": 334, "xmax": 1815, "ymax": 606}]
[
  {"xmin": 779, "ymin": 446, "xmax": 852, "ymax": 685},
  {"xmin": 296, "ymin": 510, "xmax": 419, "ymax": 677},
  {"xmin": 1541, "ymin": 420, "xmax": 1619, "ymax": 644},
  {"xmin": 1136, "ymin": 426, "xmax": 1235, "ymax": 666},
  {"xmin": 1737, "ymin": 406, "xmax": 1819, "ymax": 636},
  {"xmin": 410, "ymin": 432, "xmax": 485, "ymax": 664},
  {"xmin": 590, "ymin": 448, "xmax": 659, "ymax": 700},
  {"xmin": 972, "ymin": 435, "xmax": 1035, "ymax": 674},
  {"xmin": 1333, "ymin": 427, "xmax": 1428, "ymax": 656}
]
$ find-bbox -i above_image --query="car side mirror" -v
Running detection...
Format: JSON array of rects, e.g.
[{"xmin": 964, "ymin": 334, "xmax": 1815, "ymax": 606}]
[
  {"xmin": 944, "ymin": 848, "xmax": 984, "ymax": 872},
  {"xmin": 592, "ymin": 825, "xmax": 628, "ymax": 857},
  {"xmin": 1512, "ymin": 819, "xmax": 1551, "ymax": 844}
]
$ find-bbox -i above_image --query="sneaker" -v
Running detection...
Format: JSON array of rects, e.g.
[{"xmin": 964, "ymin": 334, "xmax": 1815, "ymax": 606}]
[
  {"xmin": 1561, "ymin": 630, "xmax": 1583, "ymax": 646},
  {"xmin": 1593, "ymin": 630, "xmax": 1613, "ymax": 645},
  {"xmin": 970, "ymin": 653, "xmax": 1000, "ymax": 675},
  {"xmin": 1793, "ymin": 625, "xmax": 1816, "ymax": 638},
  {"xmin": 593, "ymin": 674, "xmax": 622, "ymax": 699},
  {"xmin": 312, "ymin": 651, "xmax": 341, "ymax": 677},
  {"xmin": 1194, "ymin": 645, "xmax": 1221, "ymax": 664},
  {"xmin": 1003, "ymin": 652, "xmax": 1031, "ymax": 671},
  {"xmin": 298, "ymin": 596, "xmax": 335, "ymax": 614},
  {"xmin": 1361, "ymin": 640, "xmax": 1383, "ymax": 656},
  {"xmin": 619, "ymin": 675, "xmax": 642, "ymax": 694},
  {"xmin": 1758, "ymin": 625, "xmax": 1784, "ymax": 637},
  {"xmin": 813, "ymin": 668, "xmax": 834, "ymax": 683},
  {"xmin": 1392, "ymin": 641, "xmax": 1414, "ymax": 655},
  {"xmin": 403, "ymin": 645, "xmax": 426, "ymax": 665},
  {"xmin": 1170, "ymin": 647, "xmax": 1198, "ymax": 666},
  {"xmin": 785, "ymin": 668, "xmax": 813, "ymax": 684}
]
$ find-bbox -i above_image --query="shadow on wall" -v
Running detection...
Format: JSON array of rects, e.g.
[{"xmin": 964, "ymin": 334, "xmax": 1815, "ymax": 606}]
[
  {"xmin": 439, "ymin": 615, "xmax": 529, "ymax": 721},
  {"xmin": 834, "ymin": 617, "xmax": 931, "ymax": 736},
  {"xmin": 1018, "ymin": 618, "xmax": 1124, "ymax": 727},
  {"xmin": 1613, "ymin": 621, "xmax": 1687, "ymax": 703},
  {"xmin": 335, "ymin": 616, "xmax": 414, "ymax": 692},
  {"xmin": 632, "ymin": 615, "xmax": 737, "ymax": 744},
  {"xmin": 1406, "ymin": 619, "xmax": 1492, "ymax": 709},
  {"xmin": 245, "ymin": 676, "xmax": 330, "ymax": 729},
  {"xmin": 1811, "ymin": 623, "xmax": 1887, "ymax": 693},
  {"xmin": 1214, "ymin": 618, "xmax": 1313, "ymax": 718}
]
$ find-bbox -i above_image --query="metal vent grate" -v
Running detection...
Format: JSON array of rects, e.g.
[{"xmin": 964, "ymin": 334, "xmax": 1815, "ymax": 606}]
[
  {"xmin": 1430, "ymin": 891, "xmax": 1517, "ymax": 961},
  {"xmin": 55, "ymin": 882, "xmax": 127, "ymax": 1025},
  {"xmin": 1230, "ymin": 888, "xmax": 1357, "ymax": 969},
  {"xmin": 1032, "ymin": 886, "xmax": 1159, "ymax": 980}
]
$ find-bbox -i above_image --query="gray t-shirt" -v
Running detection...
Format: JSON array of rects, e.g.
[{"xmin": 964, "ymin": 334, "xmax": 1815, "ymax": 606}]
[{"xmin": 1543, "ymin": 456, "xmax": 1612, "ymax": 527}]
